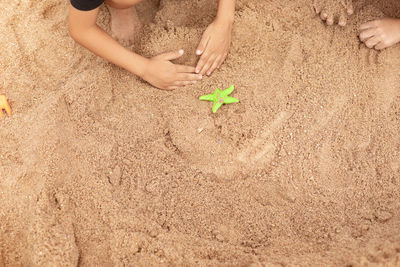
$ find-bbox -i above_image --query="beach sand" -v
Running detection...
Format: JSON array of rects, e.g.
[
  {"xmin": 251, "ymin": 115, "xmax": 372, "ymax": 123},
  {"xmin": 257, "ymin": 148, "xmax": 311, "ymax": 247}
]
[{"xmin": 1, "ymin": 0, "xmax": 400, "ymax": 265}]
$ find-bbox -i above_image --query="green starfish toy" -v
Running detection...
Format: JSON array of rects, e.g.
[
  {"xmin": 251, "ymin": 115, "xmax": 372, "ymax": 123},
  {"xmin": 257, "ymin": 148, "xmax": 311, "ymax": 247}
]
[{"xmin": 199, "ymin": 85, "xmax": 239, "ymax": 113}]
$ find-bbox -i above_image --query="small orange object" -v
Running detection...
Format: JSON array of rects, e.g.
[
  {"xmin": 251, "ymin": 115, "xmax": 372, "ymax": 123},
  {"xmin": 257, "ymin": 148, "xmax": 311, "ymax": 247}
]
[{"xmin": 0, "ymin": 95, "xmax": 12, "ymax": 117}]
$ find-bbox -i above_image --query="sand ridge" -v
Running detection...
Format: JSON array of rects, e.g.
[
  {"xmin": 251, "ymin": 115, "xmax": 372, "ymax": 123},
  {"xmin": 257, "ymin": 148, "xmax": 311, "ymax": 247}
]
[{"xmin": 1, "ymin": 0, "xmax": 400, "ymax": 265}]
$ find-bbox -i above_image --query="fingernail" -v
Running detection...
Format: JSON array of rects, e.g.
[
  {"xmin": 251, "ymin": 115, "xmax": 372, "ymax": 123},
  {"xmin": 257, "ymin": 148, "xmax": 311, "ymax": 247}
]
[
  {"xmin": 179, "ymin": 49, "xmax": 184, "ymax": 55},
  {"xmin": 199, "ymin": 74, "xmax": 203, "ymax": 79},
  {"xmin": 207, "ymin": 72, "xmax": 211, "ymax": 76},
  {"xmin": 196, "ymin": 50, "xmax": 201, "ymax": 55},
  {"xmin": 195, "ymin": 69, "xmax": 199, "ymax": 73}
]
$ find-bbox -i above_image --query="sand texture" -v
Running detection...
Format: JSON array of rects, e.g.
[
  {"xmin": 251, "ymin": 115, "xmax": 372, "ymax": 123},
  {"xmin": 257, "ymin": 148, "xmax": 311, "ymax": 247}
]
[{"xmin": 1, "ymin": 0, "xmax": 400, "ymax": 265}]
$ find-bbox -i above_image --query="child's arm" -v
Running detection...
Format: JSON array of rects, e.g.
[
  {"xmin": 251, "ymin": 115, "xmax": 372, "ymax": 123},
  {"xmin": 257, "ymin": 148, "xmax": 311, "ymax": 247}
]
[
  {"xmin": 68, "ymin": 5, "xmax": 202, "ymax": 90},
  {"xmin": 195, "ymin": 0, "xmax": 235, "ymax": 76}
]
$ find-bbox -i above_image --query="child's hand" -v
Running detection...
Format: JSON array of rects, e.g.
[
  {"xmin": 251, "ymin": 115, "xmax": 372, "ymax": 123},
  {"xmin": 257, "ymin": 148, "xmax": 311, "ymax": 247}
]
[
  {"xmin": 141, "ymin": 50, "xmax": 203, "ymax": 90},
  {"xmin": 313, "ymin": 0, "xmax": 354, "ymax": 26},
  {"xmin": 195, "ymin": 19, "xmax": 232, "ymax": 76},
  {"xmin": 359, "ymin": 18, "xmax": 400, "ymax": 50}
]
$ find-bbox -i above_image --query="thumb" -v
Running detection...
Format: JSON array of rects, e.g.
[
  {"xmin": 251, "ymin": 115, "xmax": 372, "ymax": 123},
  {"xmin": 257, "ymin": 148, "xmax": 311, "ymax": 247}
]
[
  {"xmin": 196, "ymin": 36, "xmax": 209, "ymax": 56},
  {"xmin": 161, "ymin": 49, "xmax": 184, "ymax": 61}
]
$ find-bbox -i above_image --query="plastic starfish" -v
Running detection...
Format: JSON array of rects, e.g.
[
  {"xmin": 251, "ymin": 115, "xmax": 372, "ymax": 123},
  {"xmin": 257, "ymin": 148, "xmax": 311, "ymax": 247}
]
[
  {"xmin": 199, "ymin": 85, "xmax": 239, "ymax": 113},
  {"xmin": 0, "ymin": 95, "xmax": 12, "ymax": 117}
]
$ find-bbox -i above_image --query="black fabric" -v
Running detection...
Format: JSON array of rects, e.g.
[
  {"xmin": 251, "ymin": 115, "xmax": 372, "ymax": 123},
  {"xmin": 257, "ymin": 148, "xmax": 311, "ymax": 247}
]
[{"xmin": 70, "ymin": 0, "xmax": 104, "ymax": 11}]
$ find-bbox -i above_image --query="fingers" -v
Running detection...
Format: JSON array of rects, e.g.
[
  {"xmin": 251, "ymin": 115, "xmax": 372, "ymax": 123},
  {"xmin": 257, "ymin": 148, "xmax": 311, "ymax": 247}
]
[
  {"xmin": 197, "ymin": 52, "xmax": 227, "ymax": 76},
  {"xmin": 316, "ymin": 0, "xmax": 353, "ymax": 26},
  {"xmin": 364, "ymin": 36, "xmax": 380, "ymax": 49},
  {"xmin": 159, "ymin": 66, "xmax": 202, "ymax": 90},
  {"xmin": 161, "ymin": 49, "xmax": 184, "ymax": 61},
  {"xmin": 359, "ymin": 28, "xmax": 377, "ymax": 42},
  {"xmin": 326, "ymin": 13, "xmax": 334, "ymax": 26},
  {"xmin": 338, "ymin": 10, "xmax": 347, "ymax": 26},
  {"xmin": 207, "ymin": 56, "xmax": 221, "ymax": 76},
  {"xmin": 321, "ymin": 10, "xmax": 350, "ymax": 26},
  {"xmin": 167, "ymin": 77, "xmax": 200, "ymax": 90},
  {"xmin": 196, "ymin": 52, "xmax": 208, "ymax": 74},
  {"xmin": 163, "ymin": 73, "xmax": 202, "ymax": 90},
  {"xmin": 196, "ymin": 36, "xmax": 210, "ymax": 56},
  {"xmin": 374, "ymin": 41, "xmax": 387, "ymax": 50},
  {"xmin": 360, "ymin": 20, "xmax": 378, "ymax": 31},
  {"xmin": 195, "ymin": 37, "xmax": 211, "ymax": 73},
  {"xmin": 217, "ymin": 53, "xmax": 227, "ymax": 69},
  {"xmin": 320, "ymin": 9, "xmax": 328, "ymax": 21},
  {"xmin": 200, "ymin": 55, "xmax": 216, "ymax": 76},
  {"xmin": 313, "ymin": 1, "xmax": 321, "ymax": 14},
  {"xmin": 176, "ymin": 65, "xmax": 196, "ymax": 73},
  {"xmin": 177, "ymin": 73, "xmax": 203, "ymax": 81}
]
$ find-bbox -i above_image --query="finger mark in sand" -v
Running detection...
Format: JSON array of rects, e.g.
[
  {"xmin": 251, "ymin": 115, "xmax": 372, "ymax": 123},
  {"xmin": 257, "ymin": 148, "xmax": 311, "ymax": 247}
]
[
  {"xmin": 313, "ymin": 95, "xmax": 348, "ymax": 130},
  {"xmin": 145, "ymin": 179, "xmax": 160, "ymax": 195},
  {"xmin": 164, "ymin": 129, "xmax": 182, "ymax": 155},
  {"xmin": 359, "ymin": 46, "xmax": 379, "ymax": 66},
  {"xmin": 374, "ymin": 209, "xmax": 393, "ymax": 223},
  {"xmin": 108, "ymin": 165, "xmax": 122, "ymax": 186},
  {"xmin": 374, "ymin": 63, "xmax": 400, "ymax": 113},
  {"xmin": 237, "ymin": 111, "xmax": 292, "ymax": 164}
]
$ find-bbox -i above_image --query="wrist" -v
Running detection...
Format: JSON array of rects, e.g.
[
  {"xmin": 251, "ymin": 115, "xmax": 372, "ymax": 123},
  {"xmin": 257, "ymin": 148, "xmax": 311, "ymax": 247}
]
[
  {"xmin": 216, "ymin": 0, "xmax": 235, "ymax": 25},
  {"xmin": 215, "ymin": 13, "xmax": 234, "ymax": 26},
  {"xmin": 127, "ymin": 53, "xmax": 150, "ymax": 78}
]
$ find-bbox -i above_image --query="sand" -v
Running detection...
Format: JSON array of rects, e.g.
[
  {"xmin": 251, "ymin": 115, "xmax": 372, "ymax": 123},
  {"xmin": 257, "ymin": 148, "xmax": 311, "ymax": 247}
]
[{"xmin": 1, "ymin": 0, "xmax": 400, "ymax": 265}]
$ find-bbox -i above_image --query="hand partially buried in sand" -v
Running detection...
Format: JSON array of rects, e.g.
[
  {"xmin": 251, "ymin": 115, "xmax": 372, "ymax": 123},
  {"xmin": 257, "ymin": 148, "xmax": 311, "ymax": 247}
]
[
  {"xmin": 313, "ymin": 0, "xmax": 354, "ymax": 26},
  {"xmin": 195, "ymin": 0, "xmax": 234, "ymax": 76},
  {"xmin": 359, "ymin": 18, "xmax": 400, "ymax": 50},
  {"xmin": 313, "ymin": 0, "xmax": 400, "ymax": 50},
  {"xmin": 68, "ymin": 0, "xmax": 235, "ymax": 90}
]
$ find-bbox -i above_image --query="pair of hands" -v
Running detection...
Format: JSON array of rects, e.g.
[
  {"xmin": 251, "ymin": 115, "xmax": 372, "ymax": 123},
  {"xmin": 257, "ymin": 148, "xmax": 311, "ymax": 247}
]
[
  {"xmin": 314, "ymin": 0, "xmax": 399, "ymax": 50},
  {"xmin": 141, "ymin": 20, "xmax": 232, "ymax": 90}
]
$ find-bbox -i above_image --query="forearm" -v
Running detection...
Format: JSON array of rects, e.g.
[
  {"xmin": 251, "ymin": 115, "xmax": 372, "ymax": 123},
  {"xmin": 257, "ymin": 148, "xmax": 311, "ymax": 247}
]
[
  {"xmin": 216, "ymin": 0, "xmax": 235, "ymax": 24},
  {"xmin": 70, "ymin": 25, "xmax": 148, "ymax": 77}
]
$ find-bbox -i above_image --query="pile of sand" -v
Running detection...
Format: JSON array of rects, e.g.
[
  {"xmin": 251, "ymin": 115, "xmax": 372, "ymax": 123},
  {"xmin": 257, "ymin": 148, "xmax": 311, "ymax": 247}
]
[{"xmin": 1, "ymin": 0, "xmax": 400, "ymax": 265}]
